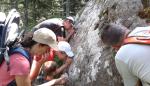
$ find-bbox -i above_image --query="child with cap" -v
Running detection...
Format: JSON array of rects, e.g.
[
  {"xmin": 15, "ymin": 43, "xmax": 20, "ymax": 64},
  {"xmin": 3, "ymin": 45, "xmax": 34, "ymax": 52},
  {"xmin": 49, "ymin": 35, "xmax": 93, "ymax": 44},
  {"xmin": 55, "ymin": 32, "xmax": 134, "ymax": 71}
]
[{"xmin": 30, "ymin": 41, "xmax": 74, "ymax": 85}]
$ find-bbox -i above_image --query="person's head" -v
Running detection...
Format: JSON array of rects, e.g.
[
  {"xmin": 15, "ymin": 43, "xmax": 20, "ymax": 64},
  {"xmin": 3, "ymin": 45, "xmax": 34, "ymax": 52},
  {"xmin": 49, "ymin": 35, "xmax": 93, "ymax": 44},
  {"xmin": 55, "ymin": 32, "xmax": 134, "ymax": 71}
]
[
  {"xmin": 63, "ymin": 16, "xmax": 74, "ymax": 30},
  {"xmin": 43, "ymin": 61, "xmax": 57, "ymax": 77},
  {"xmin": 101, "ymin": 23, "xmax": 129, "ymax": 47},
  {"xmin": 56, "ymin": 41, "xmax": 74, "ymax": 61},
  {"xmin": 66, "ymin": 16, "xmax": 74, "ymax": 24},
  {"xmin": 21, "ymin": 28, "xmax": 58, "ymax": 57}
]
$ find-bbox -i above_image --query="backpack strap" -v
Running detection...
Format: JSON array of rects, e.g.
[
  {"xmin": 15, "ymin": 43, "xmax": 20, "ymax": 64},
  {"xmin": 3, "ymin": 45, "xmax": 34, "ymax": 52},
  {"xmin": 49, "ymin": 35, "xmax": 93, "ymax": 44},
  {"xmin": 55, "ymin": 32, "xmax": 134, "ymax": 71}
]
[
  {"xmin": 7, "ymin": 80, "xmax": 16, "ymax": 86},
  {"xmin": 6, "ymin": 47, "xmax": 32, "ymax": 86},
  {"xmin": 9, "ymin": 47, "xmax": 32, "ymax": 65}
]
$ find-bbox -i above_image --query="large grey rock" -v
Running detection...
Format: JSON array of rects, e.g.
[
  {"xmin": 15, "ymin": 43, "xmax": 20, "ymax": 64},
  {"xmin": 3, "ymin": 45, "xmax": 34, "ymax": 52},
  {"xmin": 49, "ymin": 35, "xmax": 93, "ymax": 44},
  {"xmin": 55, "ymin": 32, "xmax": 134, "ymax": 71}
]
[{"xmin": 68, "ymin": 0, "xmax": 145, "ymax": 86}]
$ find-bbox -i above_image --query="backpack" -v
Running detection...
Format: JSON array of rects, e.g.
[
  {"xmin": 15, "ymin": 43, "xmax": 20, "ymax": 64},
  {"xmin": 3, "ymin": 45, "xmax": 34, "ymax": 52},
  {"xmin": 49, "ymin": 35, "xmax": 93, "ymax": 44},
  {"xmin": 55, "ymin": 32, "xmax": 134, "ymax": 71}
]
[
  {"xmin": 0, "ymin": 9, "xmax": 32, "ymax": 86},
  {"xmin": 0, "ymin": 9, "xmax": 31, "ymax": 66}
]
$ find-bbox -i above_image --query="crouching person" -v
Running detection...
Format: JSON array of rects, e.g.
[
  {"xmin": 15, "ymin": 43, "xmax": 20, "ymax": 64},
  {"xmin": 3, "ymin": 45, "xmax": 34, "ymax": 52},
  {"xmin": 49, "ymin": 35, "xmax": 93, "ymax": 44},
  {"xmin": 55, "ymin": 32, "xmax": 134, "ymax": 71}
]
[
  {"xmin": 30, "ymin": 41, "xmax": 74, "ymax": 86},
  {"xmin": 100, "ymin": 23, "xmax": 150, "ymax": 86},
  {"xmin": 0, "ymin": 28, "xmax": 58, "ymax": 86}
]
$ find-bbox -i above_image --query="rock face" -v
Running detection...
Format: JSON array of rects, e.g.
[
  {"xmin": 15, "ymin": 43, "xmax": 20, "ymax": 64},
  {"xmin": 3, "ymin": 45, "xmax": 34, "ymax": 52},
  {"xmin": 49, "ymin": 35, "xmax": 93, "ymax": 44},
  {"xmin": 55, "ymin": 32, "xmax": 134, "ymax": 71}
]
[{"xmin": 68, "ymin": 0, "xmax": 146, "ymax": 86}]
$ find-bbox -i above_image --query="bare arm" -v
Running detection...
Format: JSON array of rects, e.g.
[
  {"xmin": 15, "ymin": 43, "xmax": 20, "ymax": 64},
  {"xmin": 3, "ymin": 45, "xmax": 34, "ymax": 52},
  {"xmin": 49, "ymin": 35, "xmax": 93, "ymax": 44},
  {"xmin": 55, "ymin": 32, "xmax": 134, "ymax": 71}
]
[
  {"xmin": 30, "ymin": 55, "xmax": 48, "ymax": 81},
  {"xmin": 64, "ymin": 28, "xmax": 75, "ymax": 41},
  {"xmin": 55, "ymin": 58, "xmax": 73, "ymax": 75},
  {"xmin": 30, "ymin": 60, "xmax": 42, "ymax": 81},
  {"xmin": 15, "ymin": 75, "xmax": 31, "ymax": 86},
  {"xmin": 38, "ymin": 78, "xmax": 61, "ymax": 86}
]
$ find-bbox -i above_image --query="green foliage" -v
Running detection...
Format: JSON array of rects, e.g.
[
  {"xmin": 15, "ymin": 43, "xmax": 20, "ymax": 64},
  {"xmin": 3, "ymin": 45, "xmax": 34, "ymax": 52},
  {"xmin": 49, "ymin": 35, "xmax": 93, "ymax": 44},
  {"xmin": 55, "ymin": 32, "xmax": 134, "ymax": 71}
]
[
  {"xmin": 69, "ymin": 0, "xmax": 88, "ymax": 16},
  {"xmin": 138, "ymin": 7, "xmax": 150, "ymax": 18},
  {"xmin": 141, "ymin": 0, "xmax": 150, "ymax": 8},
  {"xmin": 0, "ymin": 0, "xmax": 87, "ymax": 31}
]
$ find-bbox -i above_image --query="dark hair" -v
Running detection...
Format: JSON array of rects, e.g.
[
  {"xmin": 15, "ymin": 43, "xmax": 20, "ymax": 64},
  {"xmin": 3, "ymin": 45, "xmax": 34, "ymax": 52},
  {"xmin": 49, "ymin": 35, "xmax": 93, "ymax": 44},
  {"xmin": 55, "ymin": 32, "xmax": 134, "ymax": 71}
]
[
  {"xmin": 20, "ymin": 32, "xmax": 37, "ymax": 48},
  {"xmin": 101, "ymin": 24, "xmax": 126, "ymax": 46},
  {"xmin": 32, "ymin": 23, "xmax": 64, "ymax": 37},
  {"xmin": 39, "ymin": 23, "xmax": 63, "ymax": 37}
]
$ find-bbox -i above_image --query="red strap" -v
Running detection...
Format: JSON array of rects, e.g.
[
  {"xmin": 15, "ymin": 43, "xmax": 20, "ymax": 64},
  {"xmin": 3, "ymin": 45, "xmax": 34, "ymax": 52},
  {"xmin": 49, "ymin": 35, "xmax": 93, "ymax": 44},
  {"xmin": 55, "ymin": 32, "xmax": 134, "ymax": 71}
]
[{"xmin": 48, "ymin": 49, "xmax": 54, "ymax": 61}]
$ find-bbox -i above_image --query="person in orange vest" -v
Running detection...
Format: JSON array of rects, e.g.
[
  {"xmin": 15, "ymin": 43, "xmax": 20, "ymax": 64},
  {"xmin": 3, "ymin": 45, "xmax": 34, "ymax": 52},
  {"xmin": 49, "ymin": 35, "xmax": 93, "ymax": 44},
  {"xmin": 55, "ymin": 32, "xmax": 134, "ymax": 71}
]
[{"xmin": 101, "ymin": 23, "xmax": 150, "ymax": 86}]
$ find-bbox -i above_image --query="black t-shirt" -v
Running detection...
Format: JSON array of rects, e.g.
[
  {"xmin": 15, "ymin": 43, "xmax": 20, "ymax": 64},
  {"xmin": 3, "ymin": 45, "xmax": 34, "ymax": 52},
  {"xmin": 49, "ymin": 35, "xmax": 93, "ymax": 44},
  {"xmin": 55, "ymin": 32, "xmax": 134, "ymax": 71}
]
[{"xmin": 32, "ymin": 18, "xmax": 65, "ymax": 37}]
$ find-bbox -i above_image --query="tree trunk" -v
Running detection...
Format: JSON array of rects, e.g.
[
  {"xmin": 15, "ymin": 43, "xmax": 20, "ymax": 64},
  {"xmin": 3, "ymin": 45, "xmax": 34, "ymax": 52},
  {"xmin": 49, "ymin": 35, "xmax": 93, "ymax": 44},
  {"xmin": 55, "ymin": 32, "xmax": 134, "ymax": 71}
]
[{"xmin": 24, "ymin": 0, "xmax": 28, "ymax": 31}]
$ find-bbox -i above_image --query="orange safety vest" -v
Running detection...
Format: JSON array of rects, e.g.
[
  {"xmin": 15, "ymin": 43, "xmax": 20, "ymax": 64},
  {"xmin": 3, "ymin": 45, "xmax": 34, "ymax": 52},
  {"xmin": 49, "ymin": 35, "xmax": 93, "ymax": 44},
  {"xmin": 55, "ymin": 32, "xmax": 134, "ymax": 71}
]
[
  {"xmin": 112, "ymin": 36, "xmax": 150, "ymax": 52},
  {"xmin": 123, "ymin": 26, "xmax": 150, "ymax": 45},
  {"xmin": 123, "ymin": 36, "xmax": 150, "ymax": 45}
]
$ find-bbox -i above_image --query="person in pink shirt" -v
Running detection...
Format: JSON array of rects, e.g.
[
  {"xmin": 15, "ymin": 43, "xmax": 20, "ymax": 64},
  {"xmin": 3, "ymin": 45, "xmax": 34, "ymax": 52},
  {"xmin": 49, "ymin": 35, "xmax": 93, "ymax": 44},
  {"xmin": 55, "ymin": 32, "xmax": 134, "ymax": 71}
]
[{"xmin": 0, "ymin": 28, "xmax": 58, "ymax": 86}]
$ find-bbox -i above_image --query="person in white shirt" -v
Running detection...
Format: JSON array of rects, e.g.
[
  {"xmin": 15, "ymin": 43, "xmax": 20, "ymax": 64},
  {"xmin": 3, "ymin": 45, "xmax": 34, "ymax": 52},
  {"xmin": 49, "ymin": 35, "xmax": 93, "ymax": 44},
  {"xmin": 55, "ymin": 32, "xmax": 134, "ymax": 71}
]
[{"xmin": 101, "ymin": 23, "xmax": 150, "ymax": 86}]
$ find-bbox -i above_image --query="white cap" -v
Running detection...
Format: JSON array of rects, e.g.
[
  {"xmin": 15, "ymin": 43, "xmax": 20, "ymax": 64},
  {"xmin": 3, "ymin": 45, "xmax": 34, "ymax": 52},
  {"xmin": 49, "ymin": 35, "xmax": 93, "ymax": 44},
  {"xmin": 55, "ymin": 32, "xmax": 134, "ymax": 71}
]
[
  {"xmin": 33, "ymin": 28, "xmax": 58, "ymax": 50},
  {"xmin": 58, "ymin": 41, "xmax": 74, "ymax": 57},
  {"xmin": 66, "ymin": 16, "xmax": 74, "ymax": 24},
  {"xmin": 0, "ymin": 12, "xmax": 6, "ymax": 23}
]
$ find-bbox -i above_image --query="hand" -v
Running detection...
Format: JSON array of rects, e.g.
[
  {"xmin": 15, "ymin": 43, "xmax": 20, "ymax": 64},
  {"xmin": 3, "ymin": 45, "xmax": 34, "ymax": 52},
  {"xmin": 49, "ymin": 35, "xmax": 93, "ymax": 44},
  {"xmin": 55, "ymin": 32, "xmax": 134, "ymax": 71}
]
[
  {"xmin": 60, "ymin": 73, "xmax": 68, "ymax": 80},
  {"xmin": 35, "ymin": 52, "xmax": 50, "ymax": 64},
  {"xmin": 51, "ymin": 70, "xmax": 57, "ymax": 76}
]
